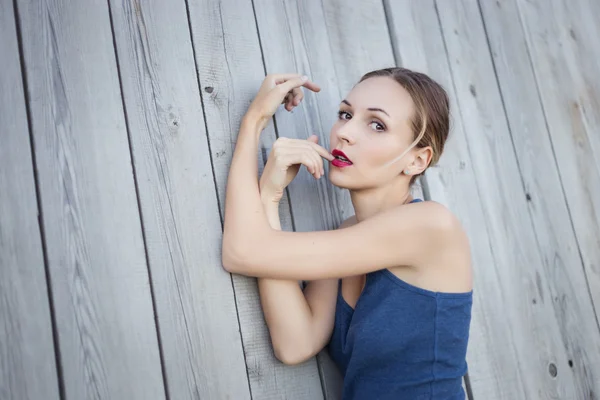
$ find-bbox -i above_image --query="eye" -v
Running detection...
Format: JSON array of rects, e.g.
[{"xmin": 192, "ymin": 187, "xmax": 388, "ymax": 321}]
[
  {"xmin": 337, "ymin": 110, "xmax": 351, "ymax": 120},
  {"xmin": 370, "ymin": 121, "xmax": 385, "ymax": 132}
]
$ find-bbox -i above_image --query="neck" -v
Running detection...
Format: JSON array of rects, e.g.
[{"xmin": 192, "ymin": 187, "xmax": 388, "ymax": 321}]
[{"xmin": 350, "ymin": 180, "xmax": 413, "ymax": 222}]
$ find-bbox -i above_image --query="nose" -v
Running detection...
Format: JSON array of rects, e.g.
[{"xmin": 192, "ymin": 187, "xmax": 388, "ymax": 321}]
[{"xmin": 336, "ymin": 124, "xmax": 356, "ymax": 145}]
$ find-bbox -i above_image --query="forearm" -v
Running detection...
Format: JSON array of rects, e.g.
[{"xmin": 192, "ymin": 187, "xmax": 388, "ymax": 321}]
[
  {"xmin": 222, "ymin": 117, "xmax": 272, "ymax": 266},
  {"xmin": 258, "ymin": 204, "xmax": 316, "ymax": 364}
]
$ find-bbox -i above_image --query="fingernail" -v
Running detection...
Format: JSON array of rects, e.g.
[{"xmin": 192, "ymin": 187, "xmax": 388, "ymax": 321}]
[{"xmin": 301, "ymin": 75, "xmax": 308, "ymax": 81}]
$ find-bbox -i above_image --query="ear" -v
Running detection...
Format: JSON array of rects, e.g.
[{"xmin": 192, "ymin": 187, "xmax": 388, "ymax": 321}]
[{"xmin": 411, "ymin": 146, "xmax": 433, "ymax": 175}]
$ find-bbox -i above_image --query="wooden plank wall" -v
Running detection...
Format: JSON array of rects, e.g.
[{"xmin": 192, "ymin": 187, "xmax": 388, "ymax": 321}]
[
  {"xmin": 107, "ymin": 0, "xmax": 251, "ymax": 398},
  {"xmin": 1, "ymin": 0, "xmax": 599, "ymax": 399},
  {"xmin": 0, "ymin": 0, "xmax": 60, "ymax": 398},
  {"xmin": 188, "ymin": 0, "xmax": 324, "ymax": 398},
  {"xmin": 14, "ymin": 0, "xmax": 166, "ymax": 398},
  {"xmin": 478, "ymin": 1, "xmax": 600, "ymax": 399}
]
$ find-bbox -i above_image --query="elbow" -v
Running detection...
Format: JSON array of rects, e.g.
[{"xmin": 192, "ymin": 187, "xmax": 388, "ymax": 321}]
[
  {"xmin": 221, "ymin": 230, "xmax": 243, "ymax": 273},
  {"xmin": 221, "ymin": 231, "xmax": 260, "ymax": 275},
  {"xmin": 221, "ymin": 249, "xmax": 238, "ymax": 274},
  {"xmin": 273, "ymin": 343, "xmax": 315, "ymax": 366},
  {"xmin": 222, "ymin": 228, "xmax": 272, "ymax": 275}
]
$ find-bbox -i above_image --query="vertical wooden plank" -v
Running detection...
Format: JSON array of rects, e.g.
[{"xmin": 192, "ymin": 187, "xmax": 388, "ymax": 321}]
[
  {"xmin": 15, "ymin": 0, "xmax": 165, "ymax": 398},
  {"xmin": 431, "ymin": 0, "xmax": 583, "ymax": 398},
  {"xmin": 0, "ymin": 1, "xmax": 60, "ymax": 398},
  {"xmin": 187, "ymin": 0, "xmax": 324, "ymax": 398},
  {"xmin": 478, "ymin": 1, "xmax": 600, "ymax": 398},
  {"xmin": 513, "ymin": 0, "xmax": 600, "ymax": 328},
  {"xmin": 384, "ymin": 1, "xmax": 522, "ymax": 398},
  {"xmin": 107, "ymin": 0, "xmax": 251, "ymax": 398},
  {"xmin": 321, "ymin": 1, "xmax": 395, "ymax": 97}
]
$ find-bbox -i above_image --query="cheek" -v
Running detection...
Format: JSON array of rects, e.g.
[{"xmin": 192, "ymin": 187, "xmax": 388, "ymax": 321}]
[{"xmin": 362, "ymin": 142, "xmax": 397, "ymax": 167}]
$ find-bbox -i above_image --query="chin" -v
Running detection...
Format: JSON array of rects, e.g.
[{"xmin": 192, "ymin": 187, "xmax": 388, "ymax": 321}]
[
  {"xmin": 328, "ymin": 166, "xmax": 395, "ymax": 191},
  {"xmin": 328, "ymin": 168, "xmax": 363, "ymax": 190}
]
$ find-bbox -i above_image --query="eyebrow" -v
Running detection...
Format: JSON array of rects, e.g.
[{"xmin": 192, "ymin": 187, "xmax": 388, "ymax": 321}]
[{"xmin": 341, "ymin": 100, "xmax": 390, "ymax": 117}]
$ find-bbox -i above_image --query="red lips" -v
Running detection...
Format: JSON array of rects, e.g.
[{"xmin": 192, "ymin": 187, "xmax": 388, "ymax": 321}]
[{"xmin": 331, "ymin": 149, "xmax": 353, "ymax": 167}]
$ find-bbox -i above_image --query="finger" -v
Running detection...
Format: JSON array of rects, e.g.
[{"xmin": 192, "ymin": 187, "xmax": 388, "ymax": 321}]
[
  {"xmin": 281, "ymin": 91, "xmax": 292, "ymax": 105},
  {"xmin": 293, "ymin": 146, "xmax": 321, "ymax": 178},
  {"xmin": 278, "ymin": 76, "xmax": 321, "ymax": 95},
  {"xmin": 304, "ymin": 140, "xmax": 334, "ymax": 161},
  {"xmin": 308, "ymin": 149, "xmax": 323, "ymax": 178},
  {"xmin": 315, "ymin": 148, "xmax": 325, "ymax": 177},
  {"xmin": 301, "ymin": 153, "xmax": 318, "ymax": 177},
  {"xmin": 272, "ymin": 74, "xmax": 320, "ymax": 91},
  {"xmin": 271, "ymin": 73, "xmax": 314, "ymax": 96},
  {"xmin": 279, "ymin": 153, "xmax": 317, "ymax": 176},
  {"xmin": 283, "ymin": 87, "xmax": 303, "ymax": 111},
  {"xmin": 272, "ymin": 73, "xmax": 303, "ymax": 83},
  {"xmin": 284, "ymin": 95, "xmax": 294, "ymax": 111},
  {"xmin": 291, "ymin": 87, "xmax": 303, "ymax": 106},
  {"xmin": 290, "ymin": 140, "xmax": 332, "ymax": 166},
  {"xmin": 278, "ymin": 137, "xmax": 326, "ymax": 160},
  {"xmin": 278, "ymin": 141, "xmax": 322, "ymax": 177},
  {"xmin": 302, "ymin": 149, "xmax": 317, "ymax": 178}
]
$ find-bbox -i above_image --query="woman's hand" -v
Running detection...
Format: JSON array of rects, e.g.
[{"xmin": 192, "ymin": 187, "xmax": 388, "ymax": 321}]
[
  {"xmin": 244, "ymin": 74, "xmax": 321, "ymax": 132},
  {"xmin": 260, "ymin": 135, "xmax": 334, "ymax": 204}
]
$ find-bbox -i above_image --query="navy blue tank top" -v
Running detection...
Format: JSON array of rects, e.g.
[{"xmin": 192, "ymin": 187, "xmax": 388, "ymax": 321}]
[{"xmin": 327, "ymin": 200, "xmax": 473, "ymax": 399}]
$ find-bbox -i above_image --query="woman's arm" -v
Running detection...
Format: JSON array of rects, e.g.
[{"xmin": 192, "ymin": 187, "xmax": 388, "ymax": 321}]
[
  {"xmin": 257, "ymin": 203, "xmax": 342, "ymax": 365},
  {"xmin": 222, "ymin": 74, "xmax": 464, "ymax": 280},
  {"xmin": 224, "ymin": 196, "xmax": 458, "ymax": 280},
  {"xmin": 222, "ymin": 114, "xmax": 459, "ymax": 280}
]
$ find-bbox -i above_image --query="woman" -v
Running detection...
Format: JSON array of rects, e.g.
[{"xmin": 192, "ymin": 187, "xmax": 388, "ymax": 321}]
[{"xmin": 222, "ymin": 67, "xmax": 473, "ymax": 400}]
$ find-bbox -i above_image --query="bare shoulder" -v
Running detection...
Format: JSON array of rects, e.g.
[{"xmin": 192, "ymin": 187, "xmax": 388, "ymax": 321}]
[
  {"xmin": 408, "ymin": 201, "xmax": 472, "ymax": 289},
  {"xmin": 410, "ymin": 200, "xmax": 469, "ymax": 247},
  {"xmin": 409, "ymin": 200, "xmax": 463, "ymax": 231}
]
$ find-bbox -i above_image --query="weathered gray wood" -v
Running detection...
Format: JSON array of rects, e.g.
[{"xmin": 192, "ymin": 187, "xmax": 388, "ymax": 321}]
[
  {"xmin": 15, "ymin": 0, "xmax": 165, "ymax": 398},
  {"xmin": 322, "ymin": 1, "xmax": 395, "ymax": 99},
  {"xmin": 479, "ymin": 1, "xmax": 600, "ymax": 398},
  {"xmin": 432, "ymin": 0, "xmax": 587, "ymax": 398},
  {"xmin": 187, "ymin": 0, "xmax": 324, "ymax": 398},
  {"xmin": 514, "ymin": 0, "xmax": 600, "ymax": 329},
  {"xmin": 108, "ymin": 0, "xmax": 252, "ymax": 398},
  {"xmin": 384, "ymin": 1, "xmax": 517, "ymax": 398},
  {"xmin": 0, "ymin": 1, "xmax": 60, "ymax": 398}
]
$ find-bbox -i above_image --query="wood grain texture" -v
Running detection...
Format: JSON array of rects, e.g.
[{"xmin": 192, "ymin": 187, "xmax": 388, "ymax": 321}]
[
  {"xmin": 187, "ymin": 0, "xmax": 324, "ymax": 398},
  {"xmin": 108, "ymin": 0, "xmax": 252, "ymax": 398},
  {"xmin": 15, "ymin": 0, "xmax": 165, "ymax": 398},
  {"xmin": 384, "ymin": 1, "xmax": 522, "ymax": 398},
  {"xmin": 434, "ymin": 0, "xmax": 587, "ymax": 398},
  {"xmin": 0, "ymin": 1, "xmax": 60, "ymax": 398},
  {"xmin": 479, "ymin": 1, "xmax": 600, "ymax": 398},
  {"xmin": 514, "ymin": 0, "xmax": 600, "ymax": 334}
]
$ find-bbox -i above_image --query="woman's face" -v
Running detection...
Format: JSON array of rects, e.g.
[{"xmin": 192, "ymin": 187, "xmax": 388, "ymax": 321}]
[{"xmin": 328, "ymin": 76, "xmax": 418, "ymax": 190}]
